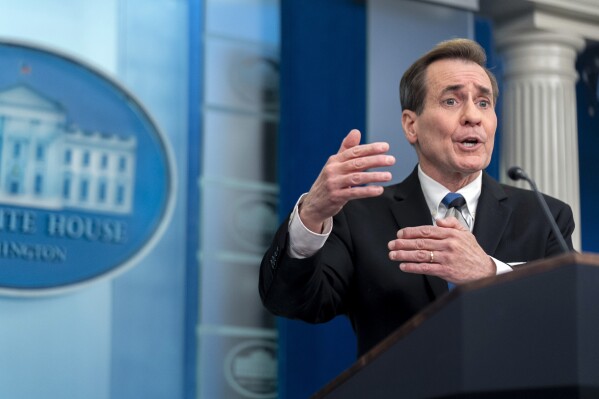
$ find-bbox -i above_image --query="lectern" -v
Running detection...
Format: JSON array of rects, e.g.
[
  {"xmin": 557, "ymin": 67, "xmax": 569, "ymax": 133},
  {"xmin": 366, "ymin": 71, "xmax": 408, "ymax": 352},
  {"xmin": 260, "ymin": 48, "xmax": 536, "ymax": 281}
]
[{"xmin": 312, "ymin": 252, "xmax": 599, "ymax": 399}]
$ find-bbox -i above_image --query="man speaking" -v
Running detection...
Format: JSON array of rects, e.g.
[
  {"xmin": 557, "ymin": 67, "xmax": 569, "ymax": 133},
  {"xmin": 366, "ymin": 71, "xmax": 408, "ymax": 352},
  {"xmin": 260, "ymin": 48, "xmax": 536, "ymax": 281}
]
[{"xmin": 259, "ymin": 38, "xmax": 575, "ymax": 357}]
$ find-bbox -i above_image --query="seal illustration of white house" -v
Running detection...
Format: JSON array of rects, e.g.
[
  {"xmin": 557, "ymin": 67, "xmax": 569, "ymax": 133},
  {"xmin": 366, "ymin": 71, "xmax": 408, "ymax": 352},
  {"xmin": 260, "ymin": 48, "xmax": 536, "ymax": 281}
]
[
  {"xmin": 0, "ymin": 41, "xmax": 175, "ymax": 294},
  {"xmin": 0, "ymin": 84, "xmax": 137, "ymax": 215}
]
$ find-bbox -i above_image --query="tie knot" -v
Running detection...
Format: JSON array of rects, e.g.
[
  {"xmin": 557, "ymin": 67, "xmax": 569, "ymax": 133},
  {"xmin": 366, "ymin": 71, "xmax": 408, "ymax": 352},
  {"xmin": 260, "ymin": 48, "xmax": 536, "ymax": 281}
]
[{"xmin": 442, "ymin": 193, "xmax": 466, "ymax": 209}]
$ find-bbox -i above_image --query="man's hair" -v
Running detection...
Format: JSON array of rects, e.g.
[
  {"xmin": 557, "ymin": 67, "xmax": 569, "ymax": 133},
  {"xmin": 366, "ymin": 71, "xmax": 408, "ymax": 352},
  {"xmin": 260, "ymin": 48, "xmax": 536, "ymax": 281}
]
[{"xmin": 399, "ymin": 38, "xmax": 499, "ymax": 114}]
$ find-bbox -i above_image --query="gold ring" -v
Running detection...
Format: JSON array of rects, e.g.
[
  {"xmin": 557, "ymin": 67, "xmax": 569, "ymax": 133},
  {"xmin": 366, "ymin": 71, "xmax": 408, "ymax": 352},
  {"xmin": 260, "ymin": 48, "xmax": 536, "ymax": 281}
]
[{"xmin": 429, "ymin": 251, "xmax": 434, "ymax": 263}]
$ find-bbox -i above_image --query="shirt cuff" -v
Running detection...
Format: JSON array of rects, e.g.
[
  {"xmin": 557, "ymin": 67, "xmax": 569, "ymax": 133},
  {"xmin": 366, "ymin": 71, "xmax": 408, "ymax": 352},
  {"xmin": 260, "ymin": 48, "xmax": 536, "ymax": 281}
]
[
  {"xmin": 287, "ymin": 193, "xmax": 332, "ymax": 259},
  {"xmin": 491, "ymin": 256, "xmax": 513, "ymax": 275}
]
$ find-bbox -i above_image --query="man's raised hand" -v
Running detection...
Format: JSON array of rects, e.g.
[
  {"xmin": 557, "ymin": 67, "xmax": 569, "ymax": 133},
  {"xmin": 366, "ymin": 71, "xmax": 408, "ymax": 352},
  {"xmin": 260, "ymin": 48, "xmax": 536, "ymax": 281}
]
[{"xmin": 299, "ymin": 129, "xmax": 395, "ymax": 233}]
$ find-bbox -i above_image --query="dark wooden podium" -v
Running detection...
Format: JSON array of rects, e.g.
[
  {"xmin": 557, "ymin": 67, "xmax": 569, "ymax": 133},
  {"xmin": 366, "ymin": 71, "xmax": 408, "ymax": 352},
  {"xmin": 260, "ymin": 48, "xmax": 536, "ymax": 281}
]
[{"xmin": 312, "ymin": 252, "xmax": 599, "ymax": 399}]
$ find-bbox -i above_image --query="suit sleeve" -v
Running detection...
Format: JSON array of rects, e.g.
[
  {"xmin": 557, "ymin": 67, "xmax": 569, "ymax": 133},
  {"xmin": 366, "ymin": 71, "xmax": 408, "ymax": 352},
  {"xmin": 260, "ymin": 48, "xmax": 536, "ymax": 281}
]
[
  {"xmin": 259, "ymin": 210, "xmax": 354, "ymax": 323},
  {"xmin": 545, "ymin": 196, "xmax": 576, "ymax": 256}
]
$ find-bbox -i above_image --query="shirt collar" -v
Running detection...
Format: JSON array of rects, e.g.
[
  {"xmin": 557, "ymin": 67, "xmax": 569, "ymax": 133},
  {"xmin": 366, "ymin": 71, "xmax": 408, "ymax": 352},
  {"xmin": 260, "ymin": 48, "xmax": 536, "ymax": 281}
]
[{"xmin": 417, "ymin": 164, "xmax": 482, "ymax": 220}]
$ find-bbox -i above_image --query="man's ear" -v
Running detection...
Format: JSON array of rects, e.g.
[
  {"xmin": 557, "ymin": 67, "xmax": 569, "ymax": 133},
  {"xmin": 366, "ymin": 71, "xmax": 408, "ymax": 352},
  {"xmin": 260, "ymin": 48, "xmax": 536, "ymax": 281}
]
[{"xmin": 402, "ymin": 110, "xmax": 418, "ymax": 145}]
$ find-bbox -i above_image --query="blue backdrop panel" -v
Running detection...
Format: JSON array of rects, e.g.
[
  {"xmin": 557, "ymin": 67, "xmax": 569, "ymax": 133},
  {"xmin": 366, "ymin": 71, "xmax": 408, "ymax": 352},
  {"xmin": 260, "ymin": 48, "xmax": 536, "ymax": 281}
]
[
  {"xmin": 475, "ymin": 16, "xmax": 502, "ymax": 180},
  {"xmin": 576, "ymin": 43, "xmax": 599, "ymax": 253},
  {"xmin": 278, "ymin": 0, "xmax": 366, "ymax": 397},
  {"xmin": 185, "ymin": 1, "xmax": 202, "ymax": 398}
]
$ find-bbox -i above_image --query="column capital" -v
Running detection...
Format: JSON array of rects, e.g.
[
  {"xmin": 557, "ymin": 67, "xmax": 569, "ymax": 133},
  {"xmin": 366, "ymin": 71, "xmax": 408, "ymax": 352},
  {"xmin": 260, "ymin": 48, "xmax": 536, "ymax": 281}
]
[
  {"xmin": 495, "ymin": 30, "xmax": 585, "ymax": 51},
  {"xmin": 494, "ymin": 30, "xmax": 585, "ymax": 80},
  {"xmin": 480, "ymin": 0, "xmax": 599, "ymax": 41}
]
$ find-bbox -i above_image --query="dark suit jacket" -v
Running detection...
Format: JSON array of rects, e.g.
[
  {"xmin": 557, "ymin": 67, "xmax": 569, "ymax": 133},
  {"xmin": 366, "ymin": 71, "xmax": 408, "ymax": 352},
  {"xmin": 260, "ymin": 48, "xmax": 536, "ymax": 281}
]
[{"xmin": 259, "ymin": 168, "xmax": 575, "ymax": 356}]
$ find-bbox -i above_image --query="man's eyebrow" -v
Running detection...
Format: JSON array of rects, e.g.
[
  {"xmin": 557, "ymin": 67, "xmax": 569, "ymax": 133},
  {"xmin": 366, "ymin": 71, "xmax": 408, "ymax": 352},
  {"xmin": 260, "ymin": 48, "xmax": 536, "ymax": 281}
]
[
  {"xmin": 441, "ymin": 84, "xmax": 492, "ymax": 96},
  {"xmin": 476, "ymin": 84, "xmax": 492, "ymax": 96},
  {"xmin": 441, "ymin": 84, "xmax": 464, "ymax": 94}
]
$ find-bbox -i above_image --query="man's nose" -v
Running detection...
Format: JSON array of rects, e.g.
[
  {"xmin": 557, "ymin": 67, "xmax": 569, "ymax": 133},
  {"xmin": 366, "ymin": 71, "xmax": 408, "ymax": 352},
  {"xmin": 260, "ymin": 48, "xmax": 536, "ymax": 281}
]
[{"xmin": 460, "ymin": 100, "xmax": 482, "ymax": 126}]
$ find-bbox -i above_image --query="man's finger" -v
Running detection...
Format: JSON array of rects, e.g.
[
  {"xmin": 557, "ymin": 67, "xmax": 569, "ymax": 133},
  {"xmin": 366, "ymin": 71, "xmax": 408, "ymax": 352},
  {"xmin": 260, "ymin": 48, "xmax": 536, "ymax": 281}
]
[
  {"xmin": 435, "ymin": 217, "xmax": 469, "ymax": 231},
  {"xmin": 339, "ymin": 154, "xmax": 396, "ymax": 173},
  {"xmin": 336, "ymin": 130, "xmax": 390, "ymax": 162},
  {"xmin": 339, "ymin": 142, "xmax": 391, "ymax": 163},
  {"xmin": 388, "ymin": 237, "xmax": 439, "ymax": 251},
  {"xmin": 341, "ymin": 171, "xmax": 392, "ymax": 188},
  {"xmin": 397, "ymin": 224, "xmax": 464, "ymax": 240},
  {"xmin": 338, "ymin": 129, "xmax": 362, "ymax": 154},
  {"xmin": 399, "ymin": 262, "xmax": 446, "ymax": 278}
]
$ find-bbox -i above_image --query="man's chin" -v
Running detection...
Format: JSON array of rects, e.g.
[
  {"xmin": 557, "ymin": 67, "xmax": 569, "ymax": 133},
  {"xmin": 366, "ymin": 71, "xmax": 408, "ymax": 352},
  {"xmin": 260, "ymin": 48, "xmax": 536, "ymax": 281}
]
[
  {"xmin": 452, "ymin": 165, "xmax": 485, "ymax": 177},
  {"xmin": 455, "ymin": 157, "xmax": 490, "ymax": 174}
]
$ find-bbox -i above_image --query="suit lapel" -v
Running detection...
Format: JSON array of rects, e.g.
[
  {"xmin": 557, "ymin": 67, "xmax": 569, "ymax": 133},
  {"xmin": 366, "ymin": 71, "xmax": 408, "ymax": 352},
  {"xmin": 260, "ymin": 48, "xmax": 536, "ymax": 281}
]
[
  {"xmin": 389, "ymin": 168, "xmax": 448, "ymax": 299},
  {"xmin": 389, "ymin": 169, "xmax": 432, "ymax": 230},
  {"xmin": 472, "ymin": 173, "xmax": 511, "ymax": 255}
]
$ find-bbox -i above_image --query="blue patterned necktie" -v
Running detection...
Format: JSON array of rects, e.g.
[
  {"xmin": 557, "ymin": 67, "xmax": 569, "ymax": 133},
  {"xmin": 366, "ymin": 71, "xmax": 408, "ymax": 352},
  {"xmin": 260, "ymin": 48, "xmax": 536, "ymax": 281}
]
[
  {"xmin": 441, "ymin": 193, "xmax": 468, "ymax": 291},
  {"xmin": 441, "ymin": 193, "xmax": 469, "ymax": 229}
]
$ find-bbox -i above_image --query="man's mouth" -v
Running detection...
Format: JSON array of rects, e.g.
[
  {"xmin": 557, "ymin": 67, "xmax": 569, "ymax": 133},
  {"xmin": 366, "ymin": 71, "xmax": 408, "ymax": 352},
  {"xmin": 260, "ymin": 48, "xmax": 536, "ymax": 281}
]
[{"xmin": 461, "ymin": 138, "xmax": 480, "ymax": 148}]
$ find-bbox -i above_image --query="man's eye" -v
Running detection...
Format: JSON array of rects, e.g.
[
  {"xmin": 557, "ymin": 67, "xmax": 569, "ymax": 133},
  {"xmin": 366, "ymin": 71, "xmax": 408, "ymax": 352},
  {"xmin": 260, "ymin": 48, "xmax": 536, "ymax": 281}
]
[
  {"xmin": 443, "ymin": 99, "xmax": 456, "ymax": 106},
  {"xmin": 479, "ymin": 100, "xmax": 490, "ymax": 108}
]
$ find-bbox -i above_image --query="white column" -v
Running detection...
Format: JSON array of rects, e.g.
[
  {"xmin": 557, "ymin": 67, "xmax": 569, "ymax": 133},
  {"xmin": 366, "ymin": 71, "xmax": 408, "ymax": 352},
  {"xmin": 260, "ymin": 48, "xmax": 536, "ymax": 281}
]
[{"xmin": 496, "ymin": 30, "xmax": 585, "ymax": 249}]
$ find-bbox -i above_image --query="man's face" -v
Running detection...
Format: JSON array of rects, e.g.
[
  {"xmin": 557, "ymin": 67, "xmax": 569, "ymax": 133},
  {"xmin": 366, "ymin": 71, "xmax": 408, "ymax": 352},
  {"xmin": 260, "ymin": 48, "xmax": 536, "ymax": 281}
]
[{"xmin": 402, "ymin": 58, "xmax": 497, "ymax": 186}]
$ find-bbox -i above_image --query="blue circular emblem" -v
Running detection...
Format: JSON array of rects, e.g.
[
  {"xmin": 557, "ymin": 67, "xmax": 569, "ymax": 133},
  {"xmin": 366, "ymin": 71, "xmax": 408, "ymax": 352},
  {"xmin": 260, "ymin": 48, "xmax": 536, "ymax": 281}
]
[{"xmin": 0, "ymin": 41, "xmax": 176, "ymax": 294}]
